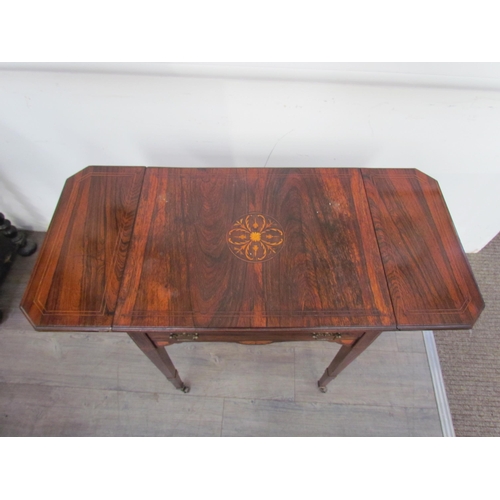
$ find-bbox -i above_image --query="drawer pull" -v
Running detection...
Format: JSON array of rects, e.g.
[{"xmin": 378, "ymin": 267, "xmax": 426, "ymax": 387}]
[
  {"xmin": 170, "ymin": 332, "xmax": 199, "ymax": 341},
  {"xmin": 312, "ymin": 332, "xmax": 342, "ymax": 340}
]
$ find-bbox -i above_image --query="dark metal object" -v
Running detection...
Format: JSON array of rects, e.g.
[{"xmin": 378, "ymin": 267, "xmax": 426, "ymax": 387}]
[
  {"xmin": 0, "ymin": 212, "xmax": 38, "ymax": 323},
  {"xmin": 0, "ymin": 213, "xmax": 37, "ymax": 257}
]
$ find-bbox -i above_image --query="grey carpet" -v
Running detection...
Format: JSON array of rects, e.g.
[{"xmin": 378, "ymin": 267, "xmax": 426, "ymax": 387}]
[{"xmin": 434, "ymin": 232, "xmax": 500, "ymax": 437}]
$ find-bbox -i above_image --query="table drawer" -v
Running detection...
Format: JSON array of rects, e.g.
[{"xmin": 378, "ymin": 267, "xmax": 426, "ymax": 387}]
[{"xmin": 147, "ymin": 330, "xmax": 364, "ymax": 346}]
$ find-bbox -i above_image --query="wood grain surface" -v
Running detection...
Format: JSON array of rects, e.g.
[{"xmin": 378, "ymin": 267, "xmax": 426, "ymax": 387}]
[
  {"xmin": 361, "ymin": 168, "xmax": 484, "ymax": 329},
  {"xmin": 21, "ymin": 166, "xmax": 484, "ymax": 335},
  {"xmin": 20, "ymin": 166, "xmax": 145, "ymax": 329},
  {"xmin": 113, "ymin": 168, "xmax": 396, "ymax": 331}
]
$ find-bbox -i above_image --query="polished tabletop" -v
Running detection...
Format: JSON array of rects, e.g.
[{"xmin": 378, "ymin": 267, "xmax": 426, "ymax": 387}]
[{"xmin": 21, "ymin": 166, "xmax": 483, "ymax": 337}]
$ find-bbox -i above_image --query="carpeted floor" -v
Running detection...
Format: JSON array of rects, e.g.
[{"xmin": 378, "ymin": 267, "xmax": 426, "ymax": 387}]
[{"xmin": 434, "ymin": 232, "xmax": 500, "ymax": 437}]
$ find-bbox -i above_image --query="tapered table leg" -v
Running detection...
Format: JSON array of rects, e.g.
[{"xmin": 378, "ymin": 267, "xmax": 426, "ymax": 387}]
[
  {"xmin": 128, "ymin": 332, "xmax": 190, "ymax": 393},
  {"xmin": 318, "ymin": 331, "xmax": 383, "ymax": 392}
]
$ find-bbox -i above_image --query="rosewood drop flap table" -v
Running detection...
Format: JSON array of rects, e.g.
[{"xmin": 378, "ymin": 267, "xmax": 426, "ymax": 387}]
[{"xmin": 21, "ymin": 167, "xmax": 484, "ymax": 393}]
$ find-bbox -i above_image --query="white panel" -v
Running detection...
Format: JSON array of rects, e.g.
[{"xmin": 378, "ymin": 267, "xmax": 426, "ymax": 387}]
[{"xmin": 1, "ymin": 63, "xmax": 499, "ymax": 252}]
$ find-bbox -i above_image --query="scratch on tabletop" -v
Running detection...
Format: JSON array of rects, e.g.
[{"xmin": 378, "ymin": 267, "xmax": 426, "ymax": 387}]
[{"xmin": 263, "ymin": 129, "xmax": 294, "ymax": 167}]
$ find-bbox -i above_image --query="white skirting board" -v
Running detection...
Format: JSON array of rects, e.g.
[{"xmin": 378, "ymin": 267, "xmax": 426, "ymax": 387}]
[{"xmin": 423, "ymin": 330, "xmax": 455, "ymax": 437}]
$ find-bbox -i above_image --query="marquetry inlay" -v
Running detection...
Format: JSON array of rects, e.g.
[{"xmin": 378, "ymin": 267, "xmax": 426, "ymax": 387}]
[{"xmin": 227, "ymin": 213, "xmax": 284, "ymax": 262}]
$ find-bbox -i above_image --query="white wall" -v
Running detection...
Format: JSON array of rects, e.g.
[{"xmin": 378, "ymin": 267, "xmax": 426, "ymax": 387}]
[{"xmin": 1, "ymin": 62, "xmax": 499, "ymax": 252}]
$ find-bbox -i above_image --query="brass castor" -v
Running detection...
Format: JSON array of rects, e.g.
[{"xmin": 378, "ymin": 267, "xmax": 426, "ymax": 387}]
[
  {"xmin": 318, "ymin": 383, "xmax": 327, "ymax": 393},
  {"xmin": 181, "ymin": 385, "xmax": 191, "ymax": 394}
]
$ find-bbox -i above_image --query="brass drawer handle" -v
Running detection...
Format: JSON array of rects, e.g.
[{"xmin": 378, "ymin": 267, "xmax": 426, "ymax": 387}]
[
  {"xmin": 312, "ymin": 332, "xmax": 342, "ymax": 340},
  {"xmin": 169, "ymin": 332, "xmax": 199, "ymax": 341}
]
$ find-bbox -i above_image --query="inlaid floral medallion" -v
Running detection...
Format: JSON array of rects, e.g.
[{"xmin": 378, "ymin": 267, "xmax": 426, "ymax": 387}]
[{"xmin": 227, "ymin": 213, "xmax": 285, "ymax": 262}]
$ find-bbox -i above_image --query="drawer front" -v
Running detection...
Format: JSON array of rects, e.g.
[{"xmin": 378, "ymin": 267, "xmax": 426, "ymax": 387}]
[{"xmin": 147, "ymin": 330, "xmax": 365, "ymax": 347}]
